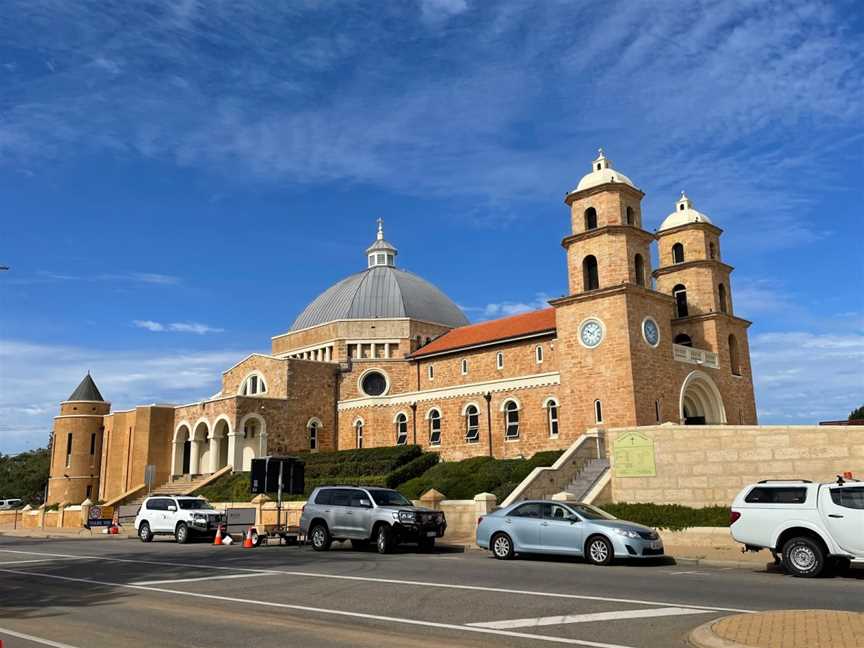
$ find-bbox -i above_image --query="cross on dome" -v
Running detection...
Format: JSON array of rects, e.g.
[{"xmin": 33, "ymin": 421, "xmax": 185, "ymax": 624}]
[
  {"xmin": 366, "ymin": 219, "xmax": 397, "ymax": 268},
  {"xmin": 677, "ymin": 191, "xmax": 694, "ymax": 211}
]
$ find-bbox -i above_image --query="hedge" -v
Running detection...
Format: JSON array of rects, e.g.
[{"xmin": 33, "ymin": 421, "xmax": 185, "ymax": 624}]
[
  {"xmin": 385, "ymin": 452, "xmax": 440, "ymax": 489},
  {"xmin": 397, "ymin": 451, "xmax": 563, "ymax": 501},
  {"xmin": 600, "ymin": 503, "xmax": 731, "ymax": 532},
  {"xmin": 297, "ymin": 445, "xmax": 423, "ymax": 479}
]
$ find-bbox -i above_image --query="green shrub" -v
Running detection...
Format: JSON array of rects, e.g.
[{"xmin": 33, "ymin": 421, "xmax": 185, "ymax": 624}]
[
  {"xmin": 601, "ymin": 502, "xmax": 731, "ymax": 531},
  {"xmin": 296, "ymin": 445, "xmax": 423, "ymax": 479},
  {"xmin": 385, "ymin": 452, "xmax": 440, "ymax": 489},
  {"xmin": 397, "ymin": 451, "xmax": 563, "ymax": 501}
]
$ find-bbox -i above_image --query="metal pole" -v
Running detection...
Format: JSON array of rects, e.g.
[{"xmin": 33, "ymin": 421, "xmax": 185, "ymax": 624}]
[
  {"xmin": 277, "ymin": 460, "xmax": 284, "ymax": 538},
  {"xmin": 484, "ymin": 392, "xmax": 493, "ymax": 457}
]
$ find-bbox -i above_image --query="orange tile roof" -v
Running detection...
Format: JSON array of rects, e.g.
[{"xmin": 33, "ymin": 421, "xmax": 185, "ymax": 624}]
[{"xmin": 411, "ymin": 308, "xmax": 557, "ymax": 358}]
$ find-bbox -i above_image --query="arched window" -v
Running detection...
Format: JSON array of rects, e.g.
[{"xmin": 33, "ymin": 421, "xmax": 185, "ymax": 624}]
[
  {"xmin": 428, "ymin": 409, "xmax": 442, "ymax": 446},
  {"xmin": 496, "ymin": 352, "xmax": 504, "ymax": 370},
  {"xmin": 626, "ymin": 206, "xmax": 634, "ymax": 225},
  {"xmin": 504, "ymin": 400, "xmax": 520, "ymax": 439},
  {"xmin": 535, "ymin": 345, "xmax": 543, "ymax": 364},
  {"xmin": 594, "ymin": 399, "xmax": 603, "ymax": 424},
  {"xmin": 729, "ymin": 334, "xmax": 741, "ymax": 376},
  {"xmin": 584, "ymin": 207, "xmax": 598, "ymax": 231},
  {"xmin": 709, "ymin": 242, "xmax": 716, "ymax": 259},
  {"xmin": 354, "ymin": 420, "xmax": 363, "ymax": 449},
  {"xmin": 718, "ymin": 283, "xmax": 728, "ymax": 314},
  {"xmin": 674, "ymin": 333, "xmax": 693, "ymax": 347},
  {"xmin": 673, "ymin": 284, "xmax": 688, "ymax": 318},
  {"xmin": 546, "ymin": 399, "xmax": 559, "ymax": 437},
  {"xmin": 634, "ymin": 254, "xmax": 645, "ymax": 287},
  {"xmin": 395, "ymin": 413, "xmax": 408, "ymax": 446},
  {"xmin": 672, "ymin": 243, "xmax": 685, "ymax": 264},
  {"xmin": 243, "ymin": 418, "xmax": 259, "ymax": 439},
  {"xmin": 240, "ymin": 373, "xmax": 267, "ymax": 396},
  {"xmin": 308, "ymin": 420, "xmax": 319, "ymax": 451},
  {"xmin": 465, "ymin": 405, "xmax": 480, "ymax": 443},
  {"xmin": 583, "ymin": 255, "xmax": 599, "ymax": 291}
]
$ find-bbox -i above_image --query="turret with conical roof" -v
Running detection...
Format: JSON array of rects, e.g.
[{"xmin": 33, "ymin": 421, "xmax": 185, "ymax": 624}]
[{"xmin": 47, "ymin": 374, "xmax": 110, "ymax": 504}]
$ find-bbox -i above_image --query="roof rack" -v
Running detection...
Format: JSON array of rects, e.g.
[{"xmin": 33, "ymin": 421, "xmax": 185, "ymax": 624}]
[{"xmin": 756, "ymin": 479, "xmax": 813, "ymax": 484}]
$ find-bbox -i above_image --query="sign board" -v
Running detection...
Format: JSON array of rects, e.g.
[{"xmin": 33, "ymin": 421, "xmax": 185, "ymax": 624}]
[
  {"xmin": 86, "ymin": 504, "xmax": 116, "ymax": 528},
  {"xmin": 144, "ymin": 464, "xmax": 156, "ymax": 491},
  {"xmin": 612, "ymin": 432, "xmax": 656, "ymax": 477},
  {"xmin": 250, "ymin": 457, "xmax": 305, "ymax": 495}
]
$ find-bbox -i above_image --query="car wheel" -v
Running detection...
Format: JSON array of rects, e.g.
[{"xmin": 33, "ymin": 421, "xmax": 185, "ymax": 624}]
[
  {"xmin": 585, "ymin": 535, "xmax": 614, "ymax": 566},
  {"xmin": 375, "ymin": 525, "xmax": 393, "ymax": 554},
  {"xmin": 309, "ymin": 523, "xmax": 331, "ymax": 551},
  {"xmin": 418, "ymin": 537, "xmax": 435, "ymax": 552},
  {"xmin": 138, "ymin": 522, "xmax": 153, "ymax": 543},
  {"xmin": 491, "ymin": 532, "xmax": 514, "ymax": 560},
  {"xmin": 350, "ymin": 539, "xmax": 369, "ymax": 551},
  {"xmin": 175, "ymin": 522, "xmax": 189, "ymax": 545},
  {"xmin": 782, "ymin": 537, "xmax": 825, "ymax": 578}
]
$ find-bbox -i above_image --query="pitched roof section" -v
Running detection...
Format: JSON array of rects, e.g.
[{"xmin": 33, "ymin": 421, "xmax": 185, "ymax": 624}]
[
  {"xmin": 411, "ymin": 308, "xmax": 557, "ymax": 358},
  {"xmin": 67, "ymin": 373, "xmax": 105, "ymax": 402}
]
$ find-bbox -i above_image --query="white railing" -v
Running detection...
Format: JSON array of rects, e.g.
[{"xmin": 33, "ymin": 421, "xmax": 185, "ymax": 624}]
[{"xmin": 672, "ymin": 343, "xmax": 719, "ymax": 369}]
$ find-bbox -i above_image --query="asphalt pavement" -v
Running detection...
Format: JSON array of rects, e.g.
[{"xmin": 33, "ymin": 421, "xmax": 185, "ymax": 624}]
[{"xmin": 0, "ymin": 535, "xmax": 861, "ymax": 648}]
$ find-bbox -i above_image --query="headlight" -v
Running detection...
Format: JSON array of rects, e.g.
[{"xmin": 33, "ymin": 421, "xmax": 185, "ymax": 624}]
[
  {"xmin": 612, "ymin": 527, "xmax": 641, "ymax": 539},
  {"xmin": 397, "ymin": 510, "xmax": 417, "ymax": 523}
]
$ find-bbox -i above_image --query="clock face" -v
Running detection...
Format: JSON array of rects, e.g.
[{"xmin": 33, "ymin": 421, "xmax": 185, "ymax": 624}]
[
  {"xmin": 643, "ymin": 318, "xmax": 660, "ymax": 347},
  {"xmin": 580, "ymin": 319, "xmax": 604, "ymax": 348}
]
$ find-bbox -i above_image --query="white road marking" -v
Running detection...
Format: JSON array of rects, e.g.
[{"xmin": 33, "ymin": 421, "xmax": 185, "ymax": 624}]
[
  {"xmin": 0, "ymin": 548, "xmax": 754, "ymax": 614},
  {"xmin": 668, "ymin": 571, "xmax": 707, "ymax": 576},
  {"xmin": 0, "ymin": 558, "xmax": 85, "ymax": 565},
  {"xmin": 133, "ymin": 572, "xmax": 276, "ymax": 585},
  {"xmin": 0, "ymin": 626, "xmax": 81, "ymax": 648},
  {"xmin": 468, "ymin": 606, "xmax": 714, "ymax": 630},
  {"xmin": 0, "ymin": 568, "xmax": 632, "ymax": 648}
]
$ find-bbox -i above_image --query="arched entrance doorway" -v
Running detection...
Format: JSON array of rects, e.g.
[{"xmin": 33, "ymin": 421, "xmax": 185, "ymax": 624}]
[
  {"xmin": 191, "ymin": 421, "xmax": 210, "ymax": 475},
  {"xmin": 173, "ymin": 424, "xmax": 191, "ymax": 476},
  {"xmin": 679, "ymin": 370, "xmax": 726, "ymax": 425},
  {"xmin": 211, "ymin": 418, "xmax": 231, "ymax": 472}
]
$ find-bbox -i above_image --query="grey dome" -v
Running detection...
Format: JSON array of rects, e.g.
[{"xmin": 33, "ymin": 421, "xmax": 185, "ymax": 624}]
[{"xmin": 291, "ymin": 266, "xmax": 469, "ymax": 331}]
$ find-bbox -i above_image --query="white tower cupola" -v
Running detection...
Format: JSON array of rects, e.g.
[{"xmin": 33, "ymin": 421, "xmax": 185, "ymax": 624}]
[{"xmin": 366, "ymin": 218, "xmax": 398, "ymax": 268}]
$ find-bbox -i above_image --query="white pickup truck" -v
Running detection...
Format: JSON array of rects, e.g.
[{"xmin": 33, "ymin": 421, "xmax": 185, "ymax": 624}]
[{"xmin": 730, "ymin": 478, "xmax": 863, "ymax": 577}]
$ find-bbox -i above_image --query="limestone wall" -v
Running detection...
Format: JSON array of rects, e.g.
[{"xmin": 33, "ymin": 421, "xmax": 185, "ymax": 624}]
[{"xmin": 607, "ymin": 425, "xmax": 864, "ymax": 507}]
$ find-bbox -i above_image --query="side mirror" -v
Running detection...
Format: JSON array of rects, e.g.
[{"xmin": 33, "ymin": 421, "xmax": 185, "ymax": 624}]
[
  {"xmin": 168, "ymin": 505, "xmax": 177, "ymax": 512},
  {"xmin": 568, "ymin": 516, "xmax": 580, "ymax": 524}
]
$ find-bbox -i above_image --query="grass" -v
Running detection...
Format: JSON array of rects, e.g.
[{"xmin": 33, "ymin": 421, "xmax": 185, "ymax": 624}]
[
  {"xmin": 397, "ymin": 451, "xmax": 563, "ymax": 502},
  {"xmin": 601, "ymin": 502, "xmax": 731, "ymax": 531}
]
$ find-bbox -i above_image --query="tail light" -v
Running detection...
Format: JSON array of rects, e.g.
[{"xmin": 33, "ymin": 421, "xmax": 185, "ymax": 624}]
[
  {"xmin": 730, "ymin": 510, "xmax": 741, "ymax": 524},
  {"xmin": 477, "ymin": 516, "xmax": 485, "ymax": 526},
  {"xmin": 301, "ymin": 505, "xmax": 306, "ymax": 514}
]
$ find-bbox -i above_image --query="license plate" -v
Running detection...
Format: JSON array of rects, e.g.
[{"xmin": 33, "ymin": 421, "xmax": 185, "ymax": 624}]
[
  {"xmin": 426, "ymin": 531, "xmax": 437, "ymax": 537},
  {"xmin": 650, "ymin": 541, "xmax": 662, "ymax": 550}
]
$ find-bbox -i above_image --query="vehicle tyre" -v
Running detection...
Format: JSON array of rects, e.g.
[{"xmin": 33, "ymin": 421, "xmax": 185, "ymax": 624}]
[
  {"xmin": 585, "ymin": 535, "xmax": 614, "ymax": 566},
  {"xmin": 309, "ymin": 523, "xmax": 331, "ymax": 551},
  {"xmin": 782, "ymin": 536, "xmax": 825, "ymax": 578},
  {"xmin": 175, "ymin": 522, "xmax": 190, "ymax": 545},
  {"xmin": 375, "ymin": 524, "xmax": 393, "ymax": 554},
  {"xmin": 418, "ymin": 537, "xmax": 435, "ymax": 552},
  {"xmin": 138, "ymin": 522, "xmax": 153, "ymax": 543},
  {"xmin": 491, "ymin": 532, "xmax": 514, "ymax": 560},
  {"xmin": 350, "ymin": 539, "xmax": 369, "ymax": 551}
]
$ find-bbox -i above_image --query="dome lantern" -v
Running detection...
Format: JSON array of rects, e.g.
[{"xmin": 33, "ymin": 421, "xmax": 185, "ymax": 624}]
[
  {"xmin": 658, "ymin": 191, "xmax": 714, "ymax": 232},
  {"xmin": 568, "ymin": 148, "xmax": 638, "ymax": 195},
  {"xmin": 366, "ymin": 218, "xmax": 397, "ymax": 268}
]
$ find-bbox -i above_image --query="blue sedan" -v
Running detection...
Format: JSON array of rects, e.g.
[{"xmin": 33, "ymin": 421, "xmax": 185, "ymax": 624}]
[{"xmin": 476, "ymin": 500, "xmax": 663, "ymax": 565}]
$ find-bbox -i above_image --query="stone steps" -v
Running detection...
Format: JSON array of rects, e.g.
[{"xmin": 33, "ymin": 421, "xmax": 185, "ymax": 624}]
[{"xmin": 564, "ymin": 458, "xmax": 610, "ymax": 501}]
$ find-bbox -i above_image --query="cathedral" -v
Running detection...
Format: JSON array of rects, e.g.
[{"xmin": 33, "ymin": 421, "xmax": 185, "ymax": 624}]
[{"xmin": 47, "ymin": 151, "xmax": 757, "ymax": 504}]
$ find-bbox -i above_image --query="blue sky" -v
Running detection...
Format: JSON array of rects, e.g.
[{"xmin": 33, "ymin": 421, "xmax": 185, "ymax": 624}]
[{"xmin": 1, "ymin": 0, "xmax": 862, "ymax": 453}]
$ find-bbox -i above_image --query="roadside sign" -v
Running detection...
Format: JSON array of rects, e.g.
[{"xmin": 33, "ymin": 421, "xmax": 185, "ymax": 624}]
[
  {"xmin": 144, "ymin": 464, "xmax": 156, "ymax": 492},
  {"xmin": 86, "ymin": 505, "xmax": 115, "ymax": 528}
]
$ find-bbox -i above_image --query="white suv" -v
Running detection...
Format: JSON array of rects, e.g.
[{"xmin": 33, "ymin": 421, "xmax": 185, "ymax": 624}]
[
  {"xmin": 134, "ymin": 495, "xmax": 226, "ymax": 544},
  {"xmin": 730, "ymin": 478, "xmax": 864, "ymax": 577}
]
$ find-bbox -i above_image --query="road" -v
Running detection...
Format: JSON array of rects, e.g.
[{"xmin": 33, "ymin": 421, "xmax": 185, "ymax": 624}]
[{"xmin": 0, "ymin": 536, "xmax": 861, "ymax": 648}]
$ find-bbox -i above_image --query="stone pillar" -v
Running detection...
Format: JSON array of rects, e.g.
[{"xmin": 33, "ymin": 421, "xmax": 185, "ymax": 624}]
[
  {"xmin": 583, "ymin": 427, "xmax": 605, "ymax": 458},
  {"xmin": 551, "ymin": 491, "xmax": 579, "ymax": 502},
  {"xmin": 227, "ymin": 432, "xmax": 241, "ymax": 471},
  {"xmin": 384, "ymin": 343, "xmax": 390, "ymax": 359},
  {"xmin": 419, "ymin": 488, "xmax": 445, "ymax": 511},
  {"xmin": 473, "ymin": 492, "xmax": 497, "ymax": 538},
  {"xmin": 209, "ymin": 437, "xmax": 220, "ymax": 473},
  {"xmin": 251, "ymin": 493, "xmax": 270, "ymax": 527},
  {"xmin": 38, "ymin": 504, "xmax": 47, "ymax": 528},
  {"xmin": 57, "ymin": 502, "xmax": 68, "ymax": 528},
  {"xmin": 189, "ymin": 439, "xmax": 201, "ymax": 475},
  {"xmin": 81, "ymin": 498, "xmax": 93, "ymax": 529}
]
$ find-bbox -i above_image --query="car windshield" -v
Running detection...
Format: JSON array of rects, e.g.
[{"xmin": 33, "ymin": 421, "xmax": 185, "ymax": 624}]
[
  {"xmin": 569, "ymin": 504, "xmax": 616, "ymax": 521},
  {"xmin": 177, "ymin": 499, "xmax": 213, "ymax": 510},
  {"xmin": 369, "ymin": 490, "xmax": 413, "ymax": 507}
]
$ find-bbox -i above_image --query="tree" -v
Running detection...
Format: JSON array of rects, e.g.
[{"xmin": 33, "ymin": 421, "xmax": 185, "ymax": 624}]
[
  {"xmin": 850, "ymin": 405, "xmax": 864, "ymax": 421},
  {"xmin": 0, "ymin": 448, "xmax": 51, "ymax": 505}
]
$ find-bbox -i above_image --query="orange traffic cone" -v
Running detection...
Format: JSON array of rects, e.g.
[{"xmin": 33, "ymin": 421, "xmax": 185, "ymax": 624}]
[
  {"xmin": 242, "ymin": 526, "xmax": 255, "ymax": 549},
  {"xmin": 213, "ymin": 525, "xmax": 224, "ymax": 546}
]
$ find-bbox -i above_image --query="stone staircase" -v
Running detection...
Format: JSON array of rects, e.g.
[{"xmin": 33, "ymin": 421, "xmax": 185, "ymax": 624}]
[
  {"xmin": 123, "ymin": 474, "xmax": 213, "ymax": 509},
  {"xmin": 564, "ymin": 458, "xmax": 610, "ymax": 501}
]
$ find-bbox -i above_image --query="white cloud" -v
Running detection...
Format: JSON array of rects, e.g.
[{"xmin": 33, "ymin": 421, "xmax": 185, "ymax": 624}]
[
  {"xmin": 750, "ymin": 331, "xmax": 864, "ymax": 424},
  {"xmin": 0, "ymin": 339, "xmax": 251, "ymax": 454},
  {"xmin": 133, "ymin": 320, "xmax": 224, "ymax": 335},
  {"xmin": 463, "ymin": 292, "xmax": 554, "ymax": 319},
  {"xmin": 420, "ymin": 0, "xmax": 468, "ymax": 24}
]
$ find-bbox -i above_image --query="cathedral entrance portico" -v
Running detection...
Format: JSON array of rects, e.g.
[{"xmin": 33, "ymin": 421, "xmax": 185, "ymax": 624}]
[{"xmin": 680, "ymin": 370, "xmax": 726, "ymax": 425}]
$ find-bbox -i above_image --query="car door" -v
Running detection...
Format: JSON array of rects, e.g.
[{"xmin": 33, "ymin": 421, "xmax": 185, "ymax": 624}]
[
  {"xmin": 146, "ymin": 498, "xmax": 168, "ymax": 532},
  {"xmin": 349, "ymin": 491, "xmax": 374, "ymax": 539},
  {"xmin": 504, "ymin": 502, "xmax": 543, "ymax": 552},
  {"xmin": 820, "ymin": 485, "xmax": 864, "ymax": 555},
  {"xmin": 540, "ymin": 503, "xmax": 583, "ymax": 555},
  {"xmin": 329, "ymin": 489, "xmax": 353, "ymax": 538}
]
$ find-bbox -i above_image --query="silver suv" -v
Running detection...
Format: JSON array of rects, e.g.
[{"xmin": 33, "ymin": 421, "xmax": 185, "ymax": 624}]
[{"xmin": 300, "ymin": 486, "xmax": 447, "ymax": 554}]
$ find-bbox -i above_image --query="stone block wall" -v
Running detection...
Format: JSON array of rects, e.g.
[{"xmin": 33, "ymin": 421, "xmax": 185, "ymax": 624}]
[{"xmin": 606, "ymin": 425, "xmax": 864, "ymax": 507}]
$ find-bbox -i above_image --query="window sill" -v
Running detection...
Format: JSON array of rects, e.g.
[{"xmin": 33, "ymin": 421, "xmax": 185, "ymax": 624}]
[
  {"xmin": 504, "ymin": 437, "xmax": 521, "ymax": 442},
  {"xmin": 465, "ymin": 439, "xmax": 480, "ymax": 444}
]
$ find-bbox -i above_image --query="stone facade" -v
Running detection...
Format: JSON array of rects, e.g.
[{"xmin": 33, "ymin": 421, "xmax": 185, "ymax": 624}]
[{"xmin": 46, "ymin": 150, "xmax": 761, "ymax": 504}]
